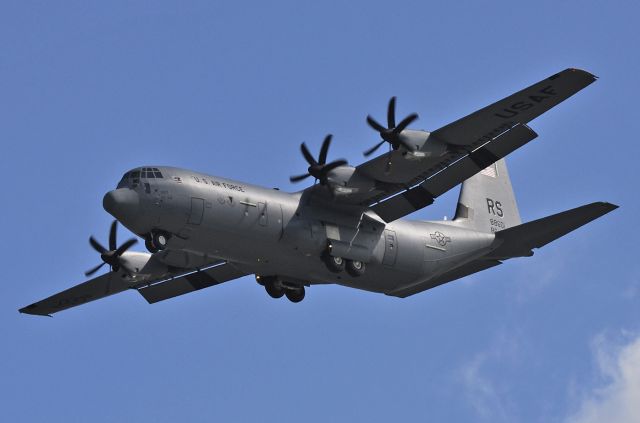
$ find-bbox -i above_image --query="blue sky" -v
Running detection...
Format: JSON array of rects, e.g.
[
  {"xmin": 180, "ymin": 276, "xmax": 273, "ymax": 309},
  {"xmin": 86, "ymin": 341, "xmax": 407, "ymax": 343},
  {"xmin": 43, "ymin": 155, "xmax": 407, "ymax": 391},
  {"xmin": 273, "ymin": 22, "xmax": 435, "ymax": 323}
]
[{"xmin": 2, "ymin": 1, "xmax": 638, "ymax": 422}]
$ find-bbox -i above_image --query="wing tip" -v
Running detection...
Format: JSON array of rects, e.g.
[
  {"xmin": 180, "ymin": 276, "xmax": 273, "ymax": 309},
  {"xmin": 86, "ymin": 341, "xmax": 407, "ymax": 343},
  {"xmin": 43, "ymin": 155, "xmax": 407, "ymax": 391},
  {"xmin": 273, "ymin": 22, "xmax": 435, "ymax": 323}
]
[
  {"xmin": 598, "ymin": 201, "xmax": 619, "ymax": 212},
  {"xmin": 557, "ymin": 67, "xmax": 598, "ymax": 81},
  {"xmin": 19, "ymin": 303, "xmax": 52, "ymax": 317}
]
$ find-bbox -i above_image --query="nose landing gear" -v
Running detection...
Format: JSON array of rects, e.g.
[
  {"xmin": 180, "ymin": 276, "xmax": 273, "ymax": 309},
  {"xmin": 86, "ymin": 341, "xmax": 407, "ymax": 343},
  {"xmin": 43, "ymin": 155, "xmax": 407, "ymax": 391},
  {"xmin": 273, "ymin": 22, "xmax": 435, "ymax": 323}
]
[{"xmin": 145, "ymin": 231, "xmax": 171, "ymax": 253}]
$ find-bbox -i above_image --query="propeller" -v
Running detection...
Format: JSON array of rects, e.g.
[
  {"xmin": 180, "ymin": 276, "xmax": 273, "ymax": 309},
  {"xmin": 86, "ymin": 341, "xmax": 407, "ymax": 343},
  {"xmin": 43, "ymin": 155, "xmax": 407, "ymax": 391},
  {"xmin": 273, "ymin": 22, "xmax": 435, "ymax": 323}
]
[
  {"xmin": 85, "ymin": 220, "xmax": 138, "ymax": 277},
  {"xmin": 364, "ymin": 96, "xmax": 419, "ymax": 156},
  {"xmin": 289, "ymin": 134, "xmax": 347, "ymax": 185}
]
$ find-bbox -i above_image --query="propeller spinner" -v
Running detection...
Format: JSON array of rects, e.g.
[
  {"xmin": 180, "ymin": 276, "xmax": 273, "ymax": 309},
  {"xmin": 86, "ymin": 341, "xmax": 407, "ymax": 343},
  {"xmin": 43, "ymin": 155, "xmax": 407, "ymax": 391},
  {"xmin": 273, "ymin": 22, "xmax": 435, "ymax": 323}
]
[
  {"xmin": 364, "ymin": 96, "xmax": 419, "ymax": 156},
  {"xmin": 290, "ymin": 134, "xmax": 347, "ymax": 185},
  {"xmin": 85, "ymin": 220, "xmax": 138, "ymax": 277}
]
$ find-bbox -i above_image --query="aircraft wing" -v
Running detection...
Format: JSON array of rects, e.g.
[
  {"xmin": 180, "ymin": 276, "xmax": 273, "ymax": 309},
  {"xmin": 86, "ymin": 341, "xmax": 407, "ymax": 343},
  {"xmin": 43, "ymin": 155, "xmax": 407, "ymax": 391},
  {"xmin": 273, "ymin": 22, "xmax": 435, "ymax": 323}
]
[
  {"xmin": 430, "ymin": 68, "xmax": 596, "ymax": 147},
  {"xmin": 371, "ymin": 123, "xmax": 538, "ymax": 222},
  {"xmin": 137, "ymin": 261, "xmax": 248, "ymax": 304},
  {"xmin": 19, "ymin": 261, "xmax": 248, "ymax": 316},
  {"xmin": 19, "ymin": 271, "xmax": 134, "ymax": 316},
  {"xmin": 352, "ymin": 68, "xmax": 596, "ymax": 206}
]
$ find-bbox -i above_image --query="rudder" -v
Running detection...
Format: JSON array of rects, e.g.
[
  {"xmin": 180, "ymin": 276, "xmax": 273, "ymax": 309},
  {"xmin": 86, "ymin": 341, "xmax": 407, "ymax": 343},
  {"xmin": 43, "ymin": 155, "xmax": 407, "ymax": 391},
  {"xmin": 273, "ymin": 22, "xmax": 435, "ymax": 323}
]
[{"xmin": 453, "ymin": 159, "xmax": 521, "ymax": 233}]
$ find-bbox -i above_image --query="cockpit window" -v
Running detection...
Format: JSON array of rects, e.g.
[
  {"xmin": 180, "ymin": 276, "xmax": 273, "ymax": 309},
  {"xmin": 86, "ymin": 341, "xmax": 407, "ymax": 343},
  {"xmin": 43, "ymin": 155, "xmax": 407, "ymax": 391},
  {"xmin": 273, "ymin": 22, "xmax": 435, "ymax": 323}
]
[
  {"xmin": 117, "ymin": 168, "xmax": 163, "ymax": 188},
  {"xmin": 140, "ymin": 168, "xmax": 163, "ymax": 179}
]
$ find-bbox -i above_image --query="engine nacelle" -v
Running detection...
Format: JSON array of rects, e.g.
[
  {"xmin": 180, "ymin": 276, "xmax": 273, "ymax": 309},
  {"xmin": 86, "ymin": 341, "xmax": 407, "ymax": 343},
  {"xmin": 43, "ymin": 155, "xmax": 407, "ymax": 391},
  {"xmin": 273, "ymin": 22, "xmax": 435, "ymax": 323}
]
[
  {"xmin": 399, "ymin": 130, "xmax": 448, "ymax": 159},
  {"xmin": 119, "ymin": 251, "xmax": 169, "ymax": 278}
]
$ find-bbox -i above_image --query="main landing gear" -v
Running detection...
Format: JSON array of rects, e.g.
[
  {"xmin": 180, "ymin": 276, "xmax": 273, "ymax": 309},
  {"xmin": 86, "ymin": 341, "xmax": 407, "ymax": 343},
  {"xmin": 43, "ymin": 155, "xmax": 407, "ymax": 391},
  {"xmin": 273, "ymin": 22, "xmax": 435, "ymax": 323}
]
[
  {"xmin": 145, "ymin": 231, "xmax": 171, "ymax": 253},
  {"xmin": 322, "ymin": 251, "xmax": 366, "ymax": 277},
  {"xmin": 256, "ymin": 275, "xmax": 306, "ymax": 303}
]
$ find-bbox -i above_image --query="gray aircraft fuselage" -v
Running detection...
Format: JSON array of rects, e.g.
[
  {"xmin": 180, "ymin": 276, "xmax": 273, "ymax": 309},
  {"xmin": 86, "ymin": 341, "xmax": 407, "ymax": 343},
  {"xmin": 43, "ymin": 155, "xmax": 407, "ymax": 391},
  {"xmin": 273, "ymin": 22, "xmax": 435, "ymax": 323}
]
[
  {"xmin": 21, "ymin": 69, "xmax": 617, "ymax": 315},
  {"xmin": 107, "ymin": 166, "xmax": 495, "ymax": 295}
]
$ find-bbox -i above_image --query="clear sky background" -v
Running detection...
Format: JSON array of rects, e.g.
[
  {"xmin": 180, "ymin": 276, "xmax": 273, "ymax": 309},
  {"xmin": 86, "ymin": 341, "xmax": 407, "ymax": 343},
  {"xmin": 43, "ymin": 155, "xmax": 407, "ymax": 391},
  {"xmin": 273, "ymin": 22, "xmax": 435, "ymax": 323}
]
[{"xmin": 2, "ymin": 1, "xmax": 638, "ymax": 422}]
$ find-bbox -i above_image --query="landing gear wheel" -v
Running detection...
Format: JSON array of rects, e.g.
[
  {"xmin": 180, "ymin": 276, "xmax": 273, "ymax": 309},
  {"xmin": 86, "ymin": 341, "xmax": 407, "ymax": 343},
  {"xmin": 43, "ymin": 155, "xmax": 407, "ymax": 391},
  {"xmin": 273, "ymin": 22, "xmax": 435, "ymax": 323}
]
[
  {"xmin": 265, "ymin": 280, "xmax": 285, "ymax": 299},
  {"xmin": 151, "ymin": 231, "xmax": 169, "ymax": 251},
  {"xmin": 346, "ymin": 260, "xmax": 366, "ymax": 277},
  {"xmin": 285, "ymin": 287, "xmax": 305, "ymax": 303},
  {"xmin": 323, "ymin": 252, "xmax": 344, "ymax": 273}
]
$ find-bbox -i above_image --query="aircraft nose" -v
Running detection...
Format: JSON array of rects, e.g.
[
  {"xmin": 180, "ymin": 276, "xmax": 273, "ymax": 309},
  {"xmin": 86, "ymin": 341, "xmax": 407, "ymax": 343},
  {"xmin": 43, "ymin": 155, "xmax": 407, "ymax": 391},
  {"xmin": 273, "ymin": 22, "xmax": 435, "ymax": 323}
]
[{"xmin": 103, "ymin": 188, "xmax": 140, "ymax": 222}]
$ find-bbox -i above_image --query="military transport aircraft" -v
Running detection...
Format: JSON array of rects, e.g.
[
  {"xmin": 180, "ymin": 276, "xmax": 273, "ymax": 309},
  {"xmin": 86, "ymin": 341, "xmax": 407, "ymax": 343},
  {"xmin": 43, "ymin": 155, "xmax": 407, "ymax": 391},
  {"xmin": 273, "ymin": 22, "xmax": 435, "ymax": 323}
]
[{"xmin": 20, "ymin": 68, "xmax": 617, "ymax": 316}]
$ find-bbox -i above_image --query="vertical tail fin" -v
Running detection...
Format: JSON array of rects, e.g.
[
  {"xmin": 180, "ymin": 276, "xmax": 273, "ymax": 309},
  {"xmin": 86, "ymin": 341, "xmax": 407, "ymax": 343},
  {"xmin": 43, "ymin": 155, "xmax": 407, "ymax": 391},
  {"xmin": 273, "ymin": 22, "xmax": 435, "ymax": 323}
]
[{"xmin": 453, "ymin": 159, "xmax": 521, "ymax": 233}]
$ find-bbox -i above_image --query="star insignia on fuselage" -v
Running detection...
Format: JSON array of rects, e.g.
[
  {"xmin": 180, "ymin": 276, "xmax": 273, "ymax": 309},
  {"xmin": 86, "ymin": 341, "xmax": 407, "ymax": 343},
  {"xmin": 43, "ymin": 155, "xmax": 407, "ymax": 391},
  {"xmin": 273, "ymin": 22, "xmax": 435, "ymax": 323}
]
[{"xmin": 430, "ymin": 231, "xmax": 451, "ymax": 247}]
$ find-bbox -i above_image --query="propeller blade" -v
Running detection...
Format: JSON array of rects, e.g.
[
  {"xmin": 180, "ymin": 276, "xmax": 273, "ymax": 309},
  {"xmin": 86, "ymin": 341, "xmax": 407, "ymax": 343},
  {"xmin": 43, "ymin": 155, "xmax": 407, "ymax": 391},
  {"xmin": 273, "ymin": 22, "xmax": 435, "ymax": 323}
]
[
  {"xmin": 289, "ymin": 173, "xmax": 311, "ymax": 183},
  {"xmin": 84, "ymin": 262, "xmax": 106, "ymax": 277},
  {"xmin": 108, "ymin": 220, "xmax": 118, "ymax": 251},
  {"xmin": 300, "ymin": 143, "xmax": 317, "ymax": 166},
  {"xmin": 318, "ymin": 134, "xmax": 332, "ymax": 165},
  {"xmin": 393, "ymin": 113, "xmax": 418, "ymax": 134},
  {"xmin": 115, "ymin": 238, "xmax": 138, "ymax": 256},
  {"xmin": 366, "ymin": 115, "xmax": 387, "ymax": 133},
  {"xmin": 363, "ymin": 140, "xmax": 386, "ymax": 157},
  {"xmin": 89, "ymin": 236, "xmax": 107, "ymax": 254},
  {"xmin": 320, "ymin": 159, "xmax": 347, "ymax": 175},
  {"xmin": 387, "ymin": 96, "xmax": 396, "ymax": 128}
]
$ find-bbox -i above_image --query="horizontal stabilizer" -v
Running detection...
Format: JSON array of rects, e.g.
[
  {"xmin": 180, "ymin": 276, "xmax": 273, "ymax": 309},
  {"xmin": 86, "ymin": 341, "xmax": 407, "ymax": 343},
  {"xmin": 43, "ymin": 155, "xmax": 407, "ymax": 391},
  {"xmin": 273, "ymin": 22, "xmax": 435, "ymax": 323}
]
[
  {"xmin": 137, "ymin": 262, "xmax": 247, "ymax": 304},
  {"xmin": 488, "ymin": 202, "xmax": 618, "ymax": 259}
]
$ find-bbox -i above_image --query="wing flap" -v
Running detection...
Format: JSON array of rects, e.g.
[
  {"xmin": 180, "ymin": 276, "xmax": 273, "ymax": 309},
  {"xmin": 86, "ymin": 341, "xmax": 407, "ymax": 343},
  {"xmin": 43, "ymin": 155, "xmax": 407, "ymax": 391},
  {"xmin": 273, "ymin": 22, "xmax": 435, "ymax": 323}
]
[
  {"xmin": 137, "ymin": 262, "xmax": 247, "ymax": 304},
  {"xmin": 371, "ymin": 123, "xmax": 538, "ymax": 222}
]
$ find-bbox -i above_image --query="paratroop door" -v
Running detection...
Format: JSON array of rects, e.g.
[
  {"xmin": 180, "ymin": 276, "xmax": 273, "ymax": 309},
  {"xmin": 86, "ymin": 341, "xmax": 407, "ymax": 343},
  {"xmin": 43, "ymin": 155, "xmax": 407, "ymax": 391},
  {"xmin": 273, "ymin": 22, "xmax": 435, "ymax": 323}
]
[{"xmin": 382, "ymin": 230, "xmax": 397, "ymax": 266}]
